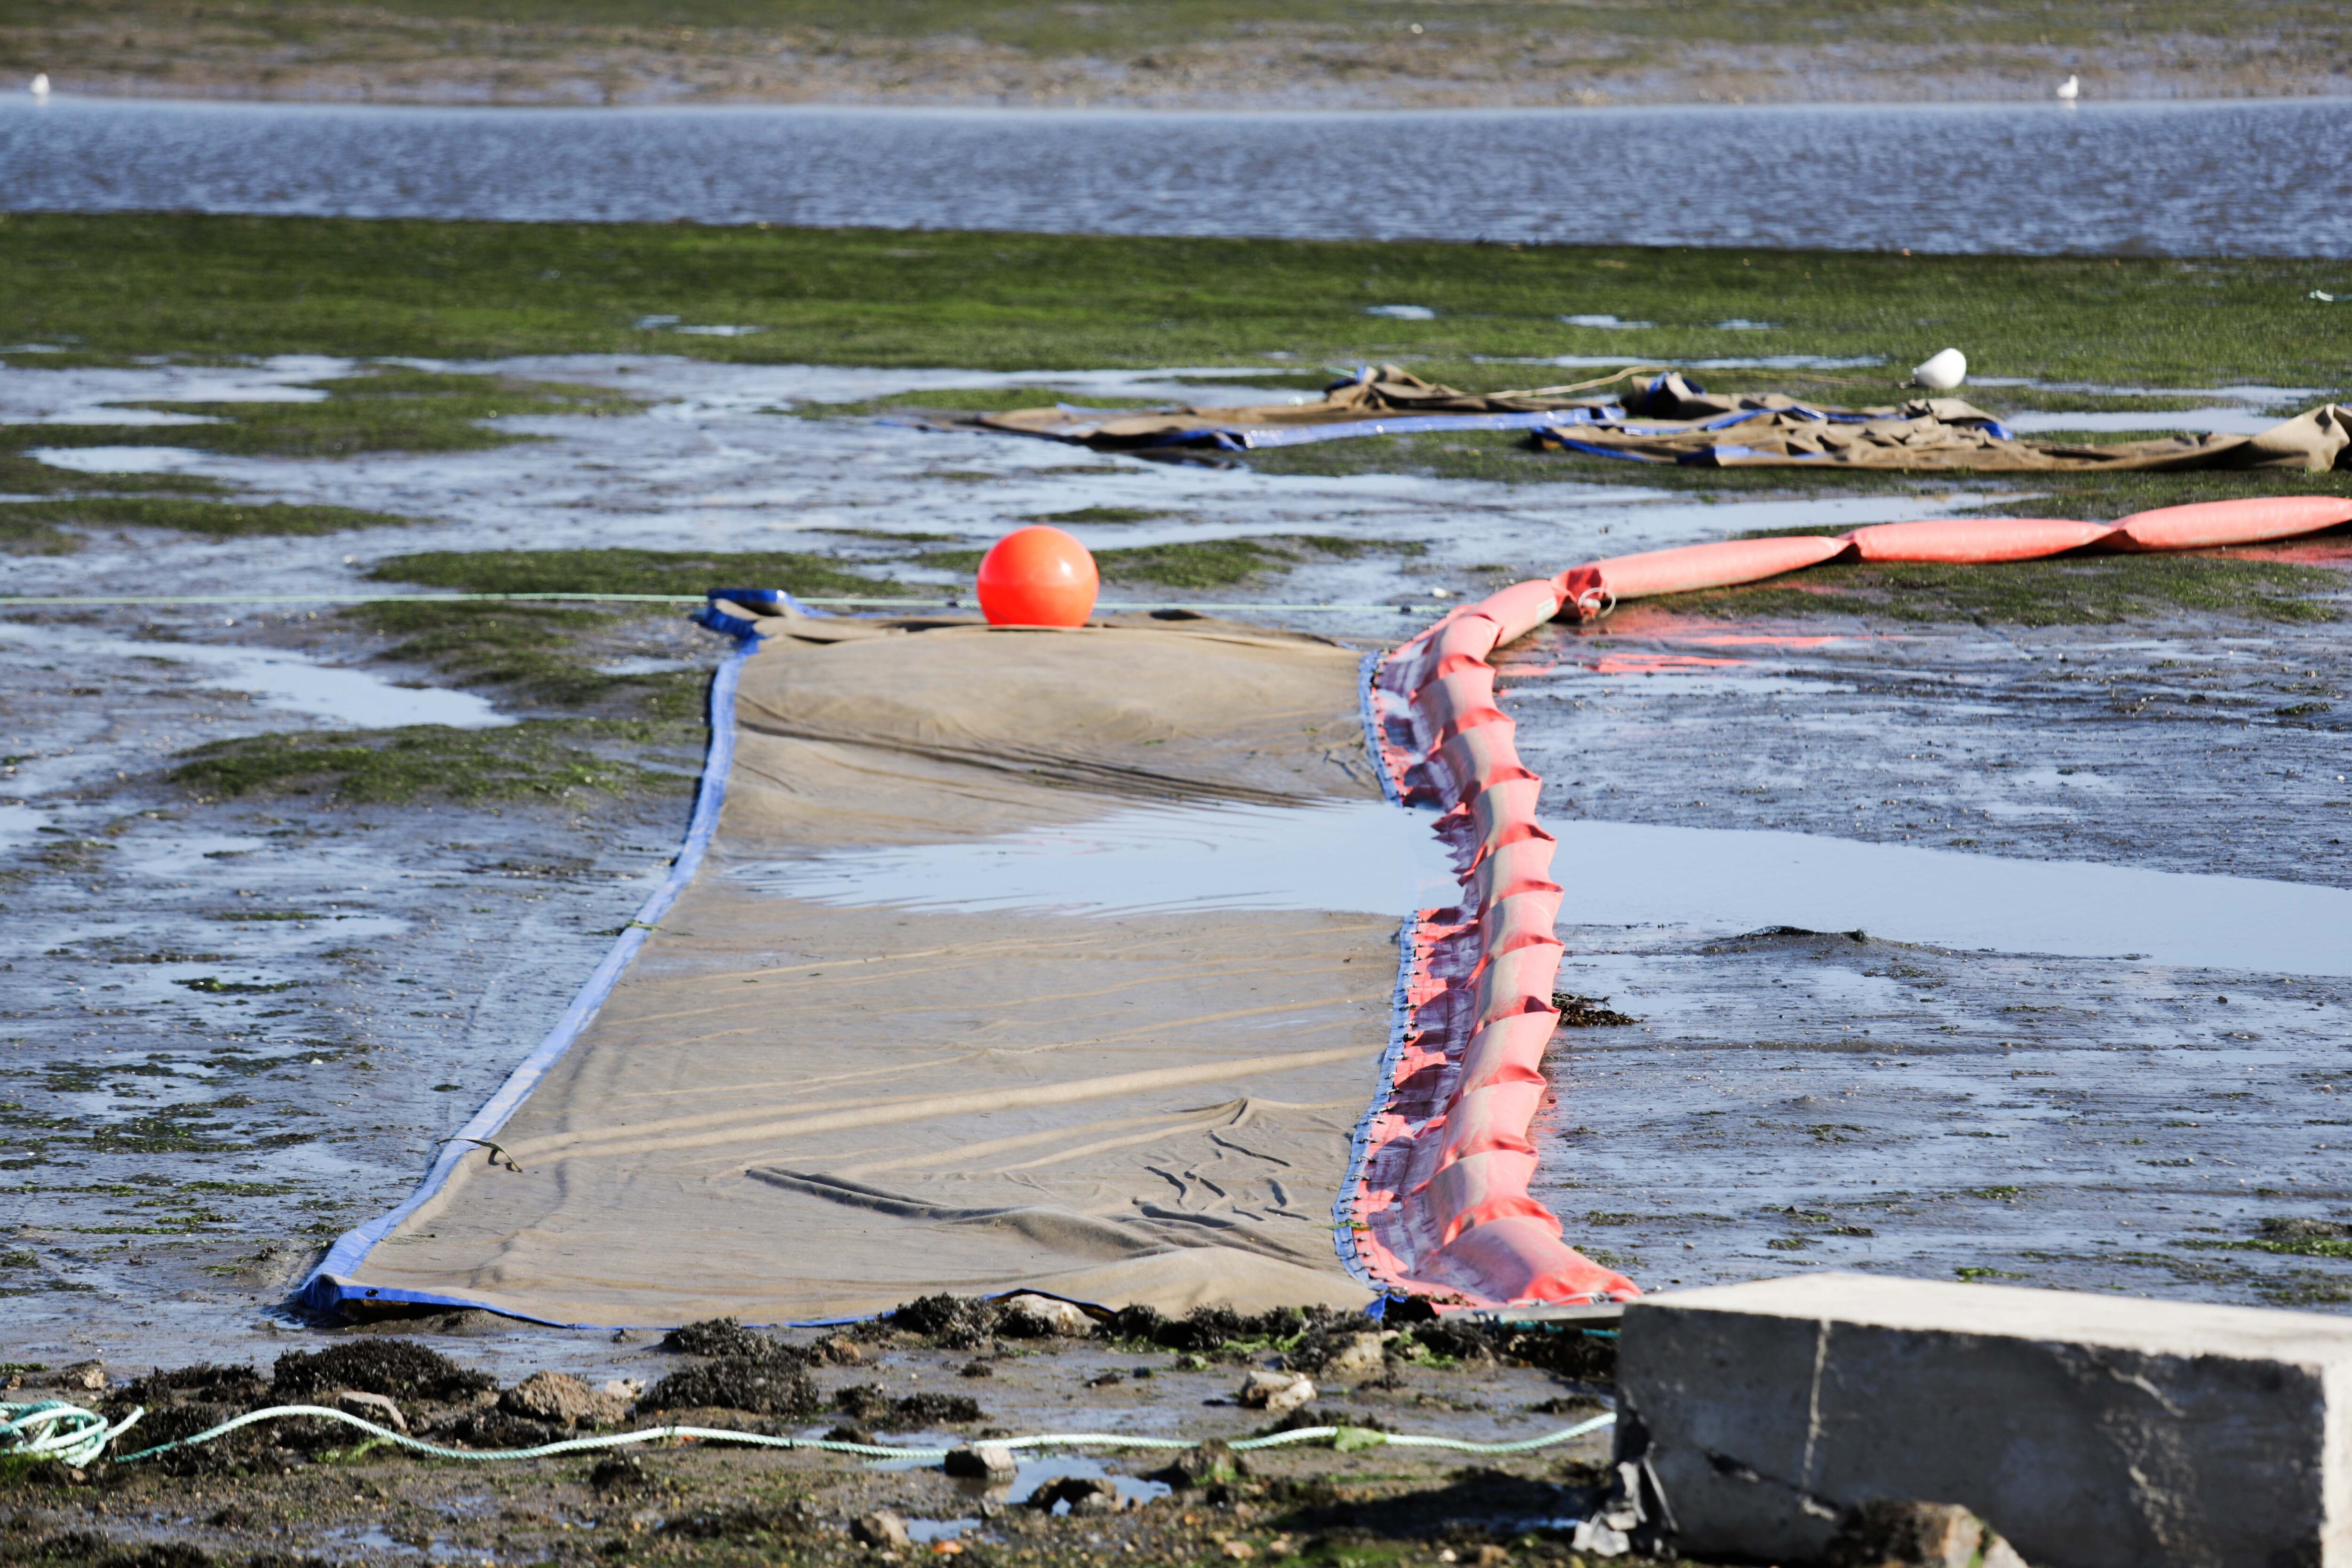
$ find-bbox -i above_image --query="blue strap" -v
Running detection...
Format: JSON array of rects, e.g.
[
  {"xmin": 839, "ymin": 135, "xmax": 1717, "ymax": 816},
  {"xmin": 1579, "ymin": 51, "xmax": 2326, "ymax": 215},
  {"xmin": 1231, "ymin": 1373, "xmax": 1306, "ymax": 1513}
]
[{"xmin": 694, "ymin": 605, "xmax": 763, "ymax": 638}]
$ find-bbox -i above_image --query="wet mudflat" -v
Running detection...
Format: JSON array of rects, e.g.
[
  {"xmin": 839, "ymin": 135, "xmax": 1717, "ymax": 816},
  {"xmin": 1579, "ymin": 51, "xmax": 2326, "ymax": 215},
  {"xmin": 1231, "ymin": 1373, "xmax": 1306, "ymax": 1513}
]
[
  {"xmin": 3, "ymin": 351, "xmax": 1796, "ymax": 1384},
  {"xmin": 1505, "ymin": 608, "xmax": 2352, "ymax": 1306},
  {"xmin": 5, "ymin": 352, "xmax": 2351, "ymax": 1381},
  {"xmin": 2, "ymin": 342, "xmax": 2351, "ymax": 1567}
]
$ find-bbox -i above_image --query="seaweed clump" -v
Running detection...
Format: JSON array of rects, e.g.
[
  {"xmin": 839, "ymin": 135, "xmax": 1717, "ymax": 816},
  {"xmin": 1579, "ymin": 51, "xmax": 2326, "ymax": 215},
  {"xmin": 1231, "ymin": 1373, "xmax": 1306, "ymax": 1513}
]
[
  {"xmin": 641, "ymin": 1320, "xmax": 819, "ymax": 1417},
  {"xmin": 660, "ymin": 1317, "xmax": 798, "ymax": 1360},
  {"xmin": 639, "ymin": 1359, "xmax": 819, "ymax": 1418},
  {"xmin": 884, "ymin": 1293, "xmax": 1004, "ymax": 1349},
  {"xmin": 831, "ymin": 1385, "xmax": 984, "ymax": 1428},
  {"xmin": 95, "ymin": 1364, "xmax": 274, "ymax": 1477},
  {"xmin": 1102, "ymin": 1303, "xmax": 1332, "ymax": 1358},
  {"xmin": 270, "ymin": 1339, "xmax": 494, "ymax": 1403}
]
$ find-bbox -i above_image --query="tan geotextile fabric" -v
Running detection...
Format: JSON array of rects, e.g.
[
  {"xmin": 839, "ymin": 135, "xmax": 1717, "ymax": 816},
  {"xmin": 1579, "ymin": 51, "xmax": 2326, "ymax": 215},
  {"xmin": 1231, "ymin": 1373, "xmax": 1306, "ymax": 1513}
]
[
  {"xmin": 961, "ymin": 363, "xmax": 2352, "ymax": 473},
  {"xmin": 352, "ymin": 616, "xmax": 1399, "ymax": 1324},
  {"xmin": 1540, "ymin": 398, "xmax": 2352, "ymax": 472},
  {"xmin": 969, "ymin": 365, "xmax": 1638, "ymax": 447}
]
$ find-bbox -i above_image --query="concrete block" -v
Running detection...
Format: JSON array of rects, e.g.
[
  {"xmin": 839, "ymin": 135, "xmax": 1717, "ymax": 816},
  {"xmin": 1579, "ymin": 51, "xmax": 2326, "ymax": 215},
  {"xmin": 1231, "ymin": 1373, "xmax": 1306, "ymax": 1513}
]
[{"xmin": 1616, "ymin": 1272, "xmax": 2352, "ymax": 1568}]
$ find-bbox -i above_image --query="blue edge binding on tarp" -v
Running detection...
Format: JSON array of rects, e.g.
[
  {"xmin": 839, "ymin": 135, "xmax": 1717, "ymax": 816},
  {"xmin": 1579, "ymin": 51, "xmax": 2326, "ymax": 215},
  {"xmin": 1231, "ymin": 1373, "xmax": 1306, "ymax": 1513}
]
[
  {"xmin": 1332, "ymin": 652, "xmax": 1420, "ymax": 1299},
  {"xmin": 299, "ymin": 590, "xmax": 785, "ymax": 1327},
  {"xmin": 301, "ymin": 598, "xmax": 1419, "ymax": 1328}
]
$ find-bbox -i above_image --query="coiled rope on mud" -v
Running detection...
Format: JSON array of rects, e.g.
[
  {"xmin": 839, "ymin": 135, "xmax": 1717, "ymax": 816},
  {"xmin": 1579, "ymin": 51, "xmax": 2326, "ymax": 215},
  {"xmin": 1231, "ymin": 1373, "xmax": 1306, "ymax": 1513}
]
[
  {"xmin": 0, "ymin": 1401, "xmax": 149, "ymax": 1470},
  {"xmin": 2, "ymin": 1399, "xmax": 1611, "ymax": 1468}
]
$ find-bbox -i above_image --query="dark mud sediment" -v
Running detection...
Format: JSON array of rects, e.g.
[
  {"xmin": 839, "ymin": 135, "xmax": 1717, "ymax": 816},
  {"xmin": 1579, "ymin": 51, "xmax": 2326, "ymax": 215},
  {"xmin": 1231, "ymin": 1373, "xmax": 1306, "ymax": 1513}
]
[
  {"xmin": 1, "ymin": 1305, "xmax": 1623, "ymax": 1566},
  {"xmin": 1506, "ymin": 608, "xmax": 2352, "ymax": 1305}
]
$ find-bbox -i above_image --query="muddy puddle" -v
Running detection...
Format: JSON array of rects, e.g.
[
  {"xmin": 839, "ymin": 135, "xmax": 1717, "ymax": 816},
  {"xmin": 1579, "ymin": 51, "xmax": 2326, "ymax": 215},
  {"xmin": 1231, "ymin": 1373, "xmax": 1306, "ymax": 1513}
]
[
  {"xmin": 1503, "ymin": 614, "xmax": 2352, "ymax": 1308},
  {"xmin": 0, "ymin": 621, "xmax": 509, "ymax": 729},
  {"xmin": 1543, "ymin": 819, "xmax": 2352, "ymax": 974},
  {"xmin": 1999, "ymin": 407, "xmax": 2288, "ymax": 436},
  {"xmin": 729, "ymin": 799, "xmax": 1454, "ymax": 919}
]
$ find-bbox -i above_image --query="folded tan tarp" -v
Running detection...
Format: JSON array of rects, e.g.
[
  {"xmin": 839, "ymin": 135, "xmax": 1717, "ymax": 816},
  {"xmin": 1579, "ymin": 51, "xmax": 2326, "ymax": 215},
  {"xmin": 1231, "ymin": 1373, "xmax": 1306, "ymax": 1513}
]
[
  {"xmin": 322, "ymin": 613, "xmax": 1400, "ymax": 1325},
  {"xmin": 1535, "ymin": 374, "xmax": 2352, "ymax": 472},
  {"xmin": 966, "ymin": 365, "xmax": 1635, "ymax": 448},
  {"xmin": 954, "ymin": 365, "xmax": 2352, "ymax": 473}
]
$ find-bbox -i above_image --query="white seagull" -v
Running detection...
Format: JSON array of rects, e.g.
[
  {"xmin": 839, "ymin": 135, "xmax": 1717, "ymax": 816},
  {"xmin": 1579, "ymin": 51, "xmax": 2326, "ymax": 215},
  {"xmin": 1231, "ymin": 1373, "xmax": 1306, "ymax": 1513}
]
[
  {"xmin": 30, "ymin": 72, "xmax": 50, "ymax": 99},
  {"xmin": 1910, "ymin": 348, "xmax": 1968, "ymax": 391},
  {"xmin": 2056, "ymin": 74, "xmax": 2080, "ymax": 101}
]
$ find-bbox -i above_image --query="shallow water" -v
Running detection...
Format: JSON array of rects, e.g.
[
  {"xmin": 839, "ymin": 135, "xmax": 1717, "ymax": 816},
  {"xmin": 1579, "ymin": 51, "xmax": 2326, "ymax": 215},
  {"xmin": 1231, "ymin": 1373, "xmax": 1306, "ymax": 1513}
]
[
  {"xmin": 7, "ymin": 96, "xmax": 2352, "ymax": 255},
  {"xmin": 1548, "ymin": 820, "xmax": 2352, "ymax": 976},
  {"xmin": 0, "ymin": 620, "xmax": 510, "ymax": 730},
  {"xmin": 1507, "ymin": 615, "xmax": 2352, "ymax": 1302},
  {"xmin": 730, "ymin": 800, "xmax": 1455, "ymax": 918},
  {"xmin": 2000, "ymin": 407, "xmax": 2290, "ymax": 437},
  {"xmin": 25, "ymin": 444, "xmax": 212, "ymax": 472}
]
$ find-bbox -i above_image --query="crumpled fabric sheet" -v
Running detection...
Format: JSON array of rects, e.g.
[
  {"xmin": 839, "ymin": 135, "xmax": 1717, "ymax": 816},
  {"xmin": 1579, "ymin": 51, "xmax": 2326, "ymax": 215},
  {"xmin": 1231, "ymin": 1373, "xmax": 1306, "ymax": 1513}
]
[
  {"xmin": 1537, "ymin": 374, "xmax": 2352, "ymax": 472},
  {"xmin": 965, "ymin": 364, "xmax": 1640, "ymax": 448},
  {"xmin": 952, "ymin": 365, "xmax": 2352, "ymax": 473}
]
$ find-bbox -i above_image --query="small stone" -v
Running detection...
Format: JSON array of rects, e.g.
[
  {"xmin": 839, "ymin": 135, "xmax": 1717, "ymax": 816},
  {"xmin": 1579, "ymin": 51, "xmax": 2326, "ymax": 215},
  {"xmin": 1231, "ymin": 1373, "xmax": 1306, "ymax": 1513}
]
[
  {"xmin": 1236, "ymin": 1369, "xmax": 1315, "ymax": 1415},
  {"xmin": 1031, "ymin": 1475, "xmax": 1127, "ymax": 1515},
  {"xmin": 1160, "ymin": 1439, "xmax": 1246, "ymax": 1488},
  {"xmin": 501, "ymin": 1369, "xmax": 628, "ymax": 1428},
  {"xmin": 1825, "ymin": 1499, "xmax": 2033, "ymax": 1568},
  {"xmin": 1319, "ymin": 1331, "xmax": 1388, "ymax": 1382},
  {"xmin": 944, "ymin": 1442, "xmax": 1017, "ymax": 1480},
  {"xmin": 1473, "ymin": 1546, "xmax": 1511, "ymax": 1567},
  {"xmin": 999, "ymin": 1293, "xmax": 1093, "ymax": 1337},
  {"xmin": 852, "ymin": 1510, "xmax": 913, "ymax": 1549},
  {"xmin": 1220, "ymin": 1543, "xmax": 1257, "ymax": 1561},
  {"xmin": 330, "ymin": 1388, "xmax": 408, "ymax": 1433},
  {"xmin": 588, "ymin": 1454, "xmax": 648, "ymax": 1493},
  {"xmin": 1568, "ymin": 1518, "xmax": 1629, "ymax": 1557},
  {"xmin": 54, "ymin": 1360, "xmax": 104, "ymax": 1393},
  {"xmin": 959, "ymin": 1361, "xmax": 993, "ymax": 1379}
]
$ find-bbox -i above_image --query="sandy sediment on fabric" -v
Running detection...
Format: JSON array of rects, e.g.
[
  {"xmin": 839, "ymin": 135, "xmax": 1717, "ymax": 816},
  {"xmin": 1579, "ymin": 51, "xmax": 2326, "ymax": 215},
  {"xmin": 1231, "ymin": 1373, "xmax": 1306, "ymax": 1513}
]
[{"xmin": 343, "ymin": 614, "xmax": 1398, "ymax": 1322}]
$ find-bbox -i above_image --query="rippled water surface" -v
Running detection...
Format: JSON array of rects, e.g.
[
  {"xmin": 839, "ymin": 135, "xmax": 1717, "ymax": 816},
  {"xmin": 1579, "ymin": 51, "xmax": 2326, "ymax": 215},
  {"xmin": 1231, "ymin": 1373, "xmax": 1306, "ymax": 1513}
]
[{"xmin": 6, "ymin": 96, "xmax": 2350, "ymax": 255}]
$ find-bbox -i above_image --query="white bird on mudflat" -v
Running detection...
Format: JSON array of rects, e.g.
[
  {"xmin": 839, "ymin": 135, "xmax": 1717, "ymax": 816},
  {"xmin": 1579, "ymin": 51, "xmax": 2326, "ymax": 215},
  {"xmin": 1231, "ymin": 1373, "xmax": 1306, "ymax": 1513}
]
[
  {"xmin": 30, "ymin": 72, "xmax": 50, "ymax": 99},
  {"xmin": 2056, "ymin": 74, "xmax": 2080, "ymax": 101},
  {"xmin": 1911, "ymin": 348, "xmax": 1968, "ymax": 391}
]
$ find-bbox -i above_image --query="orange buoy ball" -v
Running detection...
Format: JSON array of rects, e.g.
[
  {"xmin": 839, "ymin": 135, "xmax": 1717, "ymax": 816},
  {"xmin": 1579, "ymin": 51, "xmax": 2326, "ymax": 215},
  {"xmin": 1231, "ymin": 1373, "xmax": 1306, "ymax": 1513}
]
[{"xmin": 976, "ymin": 525, "xmax": 1099, "ymax": 627}]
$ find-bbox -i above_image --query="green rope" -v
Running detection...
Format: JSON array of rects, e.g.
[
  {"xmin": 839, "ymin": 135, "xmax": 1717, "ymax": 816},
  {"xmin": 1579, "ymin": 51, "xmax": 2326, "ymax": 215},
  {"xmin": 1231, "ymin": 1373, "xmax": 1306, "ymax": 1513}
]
[
  {"xmin": 0, "ymin": 1400, "xmax": 148, "ymax": 1469},
  {"xmin": 2, "ymin": 1398, "xmax": 1609, "ymax": 1468}
]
